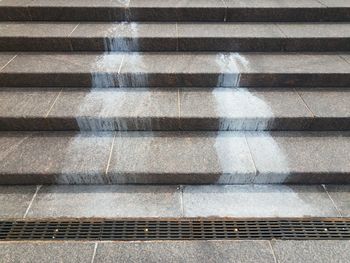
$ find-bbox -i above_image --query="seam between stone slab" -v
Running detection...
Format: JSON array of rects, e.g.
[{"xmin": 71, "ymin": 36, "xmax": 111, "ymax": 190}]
[
  {"xmin": 104, "ymin": 132, "xmax": 117, "ymax": 184},
  {"xmin": 44, "ymin": 87, "xmax": 63, "ymax": 118},
  {"xmin": 91, "ymin": 242, "xmax": 98, "ymax": 263},
  {"xmin": 175, "ymin": 22, "xmax": 179, "ymax": 51},
  {"xmin": 177, "ymin": 88, "xmax": 181, "ymax": 130},
  {"xmin": 220, "ymin": 0, "xmax": 228, "ymax": 21},
  {"xmin": 23, "ymin": 185, "xmax": 41, "ymax": 219},
  {"xmin": 118, "ymin": 54, "xmax": 125, "ymax": 74},
  {"xmin": 68, "ymin": 23, "xmax": 80, "ymax": 37},
  {"xmin": 0, "ymin": 133, "xmax": 31, "ymax": 162},
  {"xmin": 338, "ymin": 55, "xmax": 350, "ymax": 67},
  {"xmin": 294, "ymin": 88, "xmax": 316, "ymax": 118},
  {"xmin": 243, "ymin": 133, "xmax": 258, "ymax": 182},
  {"xmin": 268, "ymin": 241, "xmax": 279, "ymax": 263},
  {"xmin": 179, "ymin": 185, "xmax": 185, "ymax": 217},
  {"xmin": 274, "ymin": 23, "xmax": 288, "ymax": 39},
  {"xmin": 322, "ymin": 184, "xmax": 343, "ymax": 217},
  {"xmin": 268, "ymin": 241, "xmax": 278, "ymax": 263},
  {"xmin": 317, "ymin": 0, "xmax": 332, "ymax": 8},
  {"xmin": 0, "ymin": 54, "xmax": 17, "ymax": 72}
]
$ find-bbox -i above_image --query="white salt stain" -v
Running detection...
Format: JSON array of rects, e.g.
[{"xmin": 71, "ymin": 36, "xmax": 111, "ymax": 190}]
[{"xmin": 213, "ymin": 53, "xmax": 290, "ymax": 183}]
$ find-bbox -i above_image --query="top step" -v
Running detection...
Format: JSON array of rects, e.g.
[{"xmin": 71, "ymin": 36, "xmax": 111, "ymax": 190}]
[{"xmin": 1, "ymin": 0, "xmax": 350, "ymax": 22}]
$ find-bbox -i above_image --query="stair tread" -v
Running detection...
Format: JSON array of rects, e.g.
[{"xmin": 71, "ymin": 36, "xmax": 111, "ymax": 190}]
[
  {"xmin": 0, "ymin": 184, "xmax": 345, "ymax": 219},
  {"xmin": 2, "ymin": 22, "xmax": 350, "ymax": 38},
  {"xmin": 0, "ymin": 131, "xmax": 350, "ymax": 184},
  {"xmin": 2, "ymin": 52, "xmax": 349, "ymax": 73},
  {"xmin": 2, "ymin": 87, "xmax": 350, "ymax": 131}
]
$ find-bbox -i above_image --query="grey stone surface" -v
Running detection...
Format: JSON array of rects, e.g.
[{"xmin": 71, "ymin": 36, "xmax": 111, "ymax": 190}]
[
  {"xmin": 94, "ymin": 240, "xmax": 275, "ymax": 263},
  {"xmin": 2, "ymin": 53, "xmax": 124, "ymax": 73},
  {"xmin": 183, "ymin": 185, "xmax": 338, "ymax": 217},
  {"xmin": 177, "ymin": 23, "xmax": 284, "ymax": 38},
  {"xmin": 224, "ymin": 0, "xmax": 325, "ymax": 8},
  {"xmin": 271, "ymin": 240, "xmax": 350, "ymax": 263},
  {"xmin": 298, "ymin": 88, "xmax": 350, "ymax": 117},
  {"xmin": 0, "ymin": 186, "xmax": 36, "ymax": 218},
  {"xmin": 179, "ymin": 88, "xmax": 312, "ymax": 130},
  {"xmin": 0, "ymin": 22, "xmax": 77, "ymax": 37},
  {"xmin": 0, "ymin": 132, "xmax": 30, "ymax": 161},
  {"xmin": 246, "ymin": 132, "xmax": 350, "ymax": 183},
  {"xmin": 324, "ymin": 185, "xmax": 350, "ymax": 217},
  {"xmin": 107, "ymin": 132, "xmax": 256, "ymax": 184},
  {"xmin": 0, "ymin": 132, "xmax": 114, "ymax": 184},
  {"xmin": 71, "ymin": 23, "xmax": 177, "ymax": 51},
  {"xmin": 278, "ymin": 23, "xmax": 350, "ymax": 38},
  {"xmin": 26, "ymin": 185, "xmax": 182, "ymax": 218},
  {"xmin": 0, "ymin": 88, "xmax": 60, "ymax": 130},
  {"xmin": 0, "ymin": 242, "xmax": 95, "ymax": 263},
  {"xmin": 319, "ymin": 0, "xmax": 350, "ymax": 7},
  {"xmin": 47, "ymin": 88, "xmax": 179, "ymax": 131}
]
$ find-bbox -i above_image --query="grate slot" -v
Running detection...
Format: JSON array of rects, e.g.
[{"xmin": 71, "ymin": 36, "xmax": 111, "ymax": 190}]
[{"xmin": 0, "ymin": 219, "xmax": 349, "ymax": 241}]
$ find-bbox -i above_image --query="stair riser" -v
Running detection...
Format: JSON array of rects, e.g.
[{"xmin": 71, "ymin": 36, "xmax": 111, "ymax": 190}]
[
  {"xmin": 0, "ymin": 173, "xmax": 349, "ymax": 185},
  {"xmin": 1, "ymin": 7, "xmax": 350, "ymax": 22},
  {"xmin": 1, "ymin": 38, "xmax": 350, "ymax": 52},
  {"xmin": 1, "ymin": 73, "xmax": 350, "ymax": 87},
  {"xmin": 1, "ymin": 118, "xmax": 350, "ymax": 132}
]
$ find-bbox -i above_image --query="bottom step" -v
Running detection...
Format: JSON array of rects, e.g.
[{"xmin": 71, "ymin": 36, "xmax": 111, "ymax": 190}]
[
  {"xmin": 2, "ymin": 240, "xmax": 350, "ymax": 263},
  {"xmin": 1, "ymin": 131, "xmax": 350, "ymax": 184}
]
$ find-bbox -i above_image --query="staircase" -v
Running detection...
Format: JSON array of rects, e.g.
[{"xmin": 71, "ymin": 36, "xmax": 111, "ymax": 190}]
[{"xmin": 1, "ymin": 1, "xmax": 350, "ymax": 262}]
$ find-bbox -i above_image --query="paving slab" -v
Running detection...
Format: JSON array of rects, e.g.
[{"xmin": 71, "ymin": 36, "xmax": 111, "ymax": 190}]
[
  {"xmin": 107, "ymin": 132, "xmax": 256, "ymax": 184},
  {"xmin": 0, "ymin": 186, "xmax": 37, "ymax": 218},
  {"xmin": 26, "ymin": 185, "xmax": 182, "ymax": 218},
  {"xmin": 0, "ymin": 242, "xmax": 95, "ymax": 263},
  {"xmin": 271, "ymin": 240, "xmax": 350, "ymax": 263},
  {"xmin": 0, "ymin": 88, "xmax": 60, "ymax": 130},
  {"xmin": 183, "ymin": 185, "xmax": 338, "ymax": 218},
  {"xmin": 298, "ymin": 88, "xmax": 350, "ymax": 130},
  {"xmin": 71, "ymin": 22, "xmax": 176, "ymax": 51},
  {"xmin": 246, "ymin": 132, "xmax": 350, "ymax": 183},
  {"xmin": 0, "ymin": 132, "xmax": 114, "ymax": 184},
  {"xmin": 94, "ymin": 240, "xmax": 275, "ymax": 263},
  {"xmin": 179, "ymin": 88, "xmax": 312, "ymax": 130},
  {"xmin": 47, "ymin": 88, "xmax": 179, "ymax": 131},
  {"xmin": 324, "ymin": 185, "xmax": 350, "ymax": 217},
  {"xmin": 1, "ymin": 53, "xmax": 350, "ymax": 87}
]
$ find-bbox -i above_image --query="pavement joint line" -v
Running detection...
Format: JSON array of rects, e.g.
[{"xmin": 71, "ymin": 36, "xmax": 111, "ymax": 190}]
[
  {"xmin": 220, "ymin": 0, "xmax": 227, "ymax": 21},
  {"xmin": 294, "ymin": 88, "xmax": 316, "ymax": 118},
  {"xmin": 68, "ymin": 23, "xmax": 80, "ymax": 37},
  {"xmin": 243, "ymin": 134, "xmax": 259, "ymax": 182},
  {"xmin": 175, "ymin": 22, "xmax": 179, "ymax": 51},
  {"xmin": 274, "ymin": 23, "xmax": 288, "ymax": 38},
  {"xmin": 179, "ymin": 185, "xmax": 185, "ymax": 217},
  {"xmin": 104, "ymin": 132, "xmax": 117, "ymax": 182},
  {"xmin": 322, "ymin": 184, "xmax": 343, "ymax": 217},
  {"xmin": 338, "ymin": 55, "xmax": 350, "ymax": 67},
  {"xmin": 117, "ymin": 54, "xmax": 125, "ymax": 75},
  {"xmin": 45, "ymin": 88, "xmax": 63, "ymax": 118},
  {"xmin": 0, "ymin": 54, "xmax": 17, "ymax": 72},
  {"xmin": 268, "ymin": 241, "xmax": 278, "ymax": 263},
  {"xmin": 316, "ymin": 0, "xmax": 328, "ymax": 7},
  {"xmin": 177, "ymin": 88, "xmax": 181, "ymax": 129},
  {"xmin": 90, "ymin": 242, "xmax": 98, "ymax": 263},
  {"xmin": 23, "ymin": 185, "xmax": 42, "ymax": 219}
]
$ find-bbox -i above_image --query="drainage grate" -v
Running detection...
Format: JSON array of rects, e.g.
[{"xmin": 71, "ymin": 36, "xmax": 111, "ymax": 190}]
[{"xmin": 1, "ymin": 219, "xmax": 350, "ymax": 241}]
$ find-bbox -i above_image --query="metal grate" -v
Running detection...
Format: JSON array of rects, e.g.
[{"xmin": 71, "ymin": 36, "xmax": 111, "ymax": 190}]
[{"xmin": 1, "ymin": 219, "xmax": 350, "ymax": 241}]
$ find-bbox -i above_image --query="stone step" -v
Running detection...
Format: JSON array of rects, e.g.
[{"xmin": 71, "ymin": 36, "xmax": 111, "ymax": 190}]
[
  {"xmin": 1, "ymin": 131, "xmax": 350, "ymax": 184},
  {"xmin": 2, "ymin": 22, "xmax": 350, "ymax": 52},
  {"xmin": 1, "ymin": 0, "xmax": 350, "ymax": 22},
  {"xmin": 1, "ymin": 184, "xmax": 346, "ymax": 219},
  {"xmin": 1, "ymin": 52, "xmax": 350, "ymax": 87},
  {"xmin": 1, "ymin": 87, "xmax": 350, "ymax": 131}
]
